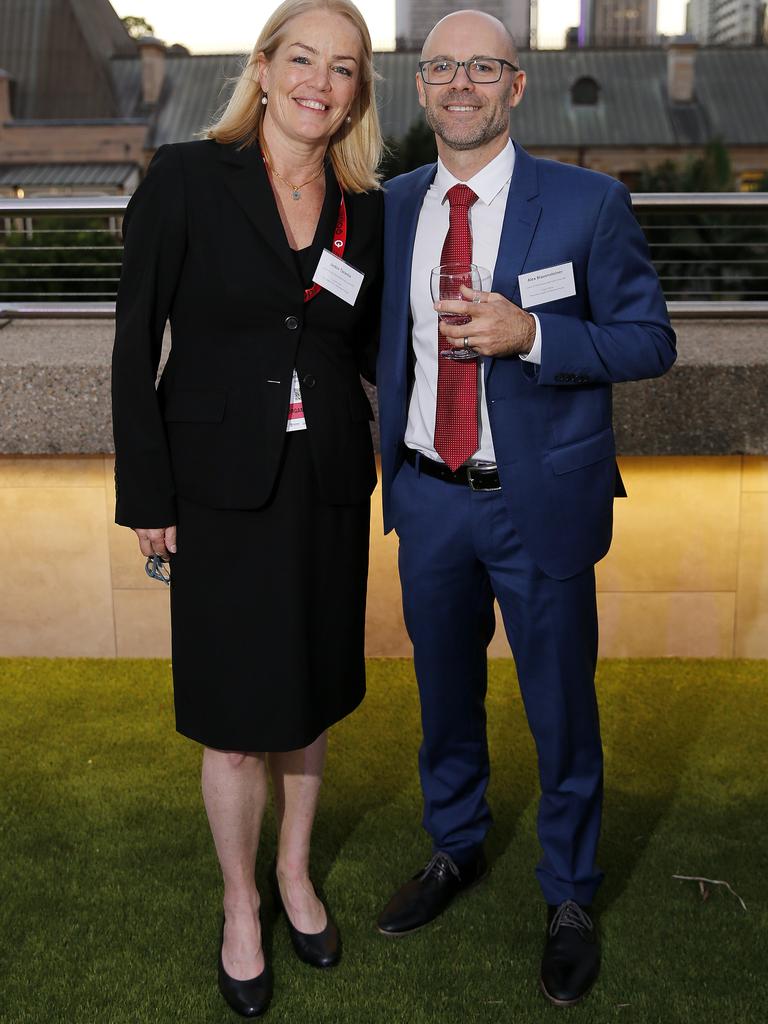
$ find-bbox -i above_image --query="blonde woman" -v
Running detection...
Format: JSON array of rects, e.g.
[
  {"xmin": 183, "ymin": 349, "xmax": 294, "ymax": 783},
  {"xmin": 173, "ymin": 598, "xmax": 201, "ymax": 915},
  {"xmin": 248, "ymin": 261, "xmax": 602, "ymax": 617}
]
[{"xmin": 111, "ymin": 0, "xmax": 383, "ymax": 1016}]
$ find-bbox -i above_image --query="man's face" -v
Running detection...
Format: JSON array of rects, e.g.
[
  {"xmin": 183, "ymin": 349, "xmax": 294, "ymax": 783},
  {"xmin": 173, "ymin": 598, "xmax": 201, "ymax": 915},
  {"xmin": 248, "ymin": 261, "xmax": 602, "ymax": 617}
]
[{"xmin": 416, "ymin": 14, "xmax": 525, "ymax": 152}]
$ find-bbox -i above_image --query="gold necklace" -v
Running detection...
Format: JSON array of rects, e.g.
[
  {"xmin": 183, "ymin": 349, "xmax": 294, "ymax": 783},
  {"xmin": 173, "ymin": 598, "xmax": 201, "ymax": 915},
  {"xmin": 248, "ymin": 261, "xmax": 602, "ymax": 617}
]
[
  {"xmin": 269, "ymin": 163, "xmax": 325, "ymax": 200},
  {"xmin": 262, "ymin": 145, "xmax": 325, "ymax": 201}
]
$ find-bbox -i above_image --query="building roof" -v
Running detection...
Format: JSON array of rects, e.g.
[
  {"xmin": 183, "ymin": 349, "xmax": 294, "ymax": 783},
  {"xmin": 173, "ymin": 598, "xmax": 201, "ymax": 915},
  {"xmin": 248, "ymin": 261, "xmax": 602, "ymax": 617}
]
[
  {"xmin": 3, "ymin": 9, "xmax": 768, "ymax": 152},
  {"xmin": 102, "ymin": 46, "xmax": 768, "ymax": 150},
  {"xmin": 374, "ymin": 48, "xmax": 768, "ymax": 147},
  {"xmin": 0, "ymin": 163, "xmax": 137, "ymax": 187},
  {"xmin": 109, "ymin": 53, "xmax": 243, "ymax": 148},
  {"xmin": 0, "ymin": 0, "xmax": 134, "ymax": 119}
]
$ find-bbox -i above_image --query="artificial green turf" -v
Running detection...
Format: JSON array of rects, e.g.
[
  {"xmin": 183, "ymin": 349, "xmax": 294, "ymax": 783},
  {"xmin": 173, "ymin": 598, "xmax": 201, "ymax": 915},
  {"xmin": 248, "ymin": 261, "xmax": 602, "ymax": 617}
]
[{"xmin": 1, "ymin": 658, "xmax": 765, "ymax": 1023}]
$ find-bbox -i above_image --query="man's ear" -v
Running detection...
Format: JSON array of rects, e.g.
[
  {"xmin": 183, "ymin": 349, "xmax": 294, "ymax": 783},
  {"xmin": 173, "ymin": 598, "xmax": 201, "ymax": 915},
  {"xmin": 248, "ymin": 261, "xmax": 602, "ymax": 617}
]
[
  {"xmin": 509, "ymin": 70, "xmax": 527, "ymax": 110},
  {"xmin": 416, "ymin": 72, "xmax": 427, "ymax": 110}
]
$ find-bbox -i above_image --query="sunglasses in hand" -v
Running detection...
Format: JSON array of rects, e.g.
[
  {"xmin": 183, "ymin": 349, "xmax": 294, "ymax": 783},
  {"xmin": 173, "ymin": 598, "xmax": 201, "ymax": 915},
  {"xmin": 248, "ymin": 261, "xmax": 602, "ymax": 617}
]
[{"xmin": 145, "ymin": 553, "xmax": 171, "ymax": 586}]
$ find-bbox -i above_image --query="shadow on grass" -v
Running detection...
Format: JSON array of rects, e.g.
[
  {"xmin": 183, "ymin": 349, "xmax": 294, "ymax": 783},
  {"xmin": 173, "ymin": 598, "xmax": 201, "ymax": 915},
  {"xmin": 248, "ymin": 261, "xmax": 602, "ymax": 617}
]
[{"xmin": 596, "ymin": 660, "xmax": 718, "ymax": 912}]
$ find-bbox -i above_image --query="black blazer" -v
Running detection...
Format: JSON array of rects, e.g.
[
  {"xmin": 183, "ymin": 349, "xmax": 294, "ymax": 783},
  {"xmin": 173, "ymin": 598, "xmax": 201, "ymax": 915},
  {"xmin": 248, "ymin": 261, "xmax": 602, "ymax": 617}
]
[{"xmin": 111, "ymin": 140, "xmax": 383, "ymax": 527}]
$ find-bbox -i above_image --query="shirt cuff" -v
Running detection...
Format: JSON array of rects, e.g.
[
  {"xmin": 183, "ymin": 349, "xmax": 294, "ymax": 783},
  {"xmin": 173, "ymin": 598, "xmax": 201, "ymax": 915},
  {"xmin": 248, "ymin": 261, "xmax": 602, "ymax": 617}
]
[{"xmin": 519, "ymin": 313, "xmax": 542, "ymax": 365}]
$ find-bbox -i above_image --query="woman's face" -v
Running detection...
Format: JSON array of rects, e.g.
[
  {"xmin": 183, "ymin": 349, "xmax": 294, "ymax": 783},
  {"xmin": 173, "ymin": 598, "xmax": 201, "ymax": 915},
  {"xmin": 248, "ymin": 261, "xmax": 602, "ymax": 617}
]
[{"xmin": 258, "ymin": 11, "xmax": 363, "ymax": 148}]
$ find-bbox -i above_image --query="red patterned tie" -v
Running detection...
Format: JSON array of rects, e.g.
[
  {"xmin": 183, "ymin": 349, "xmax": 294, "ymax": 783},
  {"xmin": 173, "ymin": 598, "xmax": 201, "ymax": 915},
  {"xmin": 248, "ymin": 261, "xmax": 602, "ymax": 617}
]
[{"xmin": 434, "ymin": 184, "xmax": 479, "ymax": 471}]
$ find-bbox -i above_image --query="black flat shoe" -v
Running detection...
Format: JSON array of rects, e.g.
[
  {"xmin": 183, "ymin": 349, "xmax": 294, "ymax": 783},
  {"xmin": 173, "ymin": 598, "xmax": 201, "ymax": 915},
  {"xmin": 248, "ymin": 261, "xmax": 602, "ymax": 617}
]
[
  {"xmin": 218, "ymin": 916, "xmax": 273, "ymax": 1018},
  {"xmin": 270, "ymin": 862, "xmax": 341, "ymax": 969},
  {"xmin": 540, "ymin": 900, "xmax": 600, "ymax": 1007},
  {"xmin": 376, "ymin": 849, "xmax": 488, "ymax": 936}
]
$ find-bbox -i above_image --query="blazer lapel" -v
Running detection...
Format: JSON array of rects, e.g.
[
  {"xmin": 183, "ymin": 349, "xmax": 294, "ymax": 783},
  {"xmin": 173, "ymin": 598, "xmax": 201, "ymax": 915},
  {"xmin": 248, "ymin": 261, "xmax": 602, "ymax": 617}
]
[
  {"xmin": 216, "ymin": 140, "xmax": 303, "ymax": 288},
  {"xmin": 395, "ymin": 163, "xmax": 436, "ymax": 304},
  {"xmin": 491, "ymin": 142, "xmax": 542, "ymax": 303},
  {"xmin": 384, "ymin": 164, "xmax": 437, "ymax": 400},
  {"xmin": 485, "ymin": 142, "xmax": 542, "ymax": 385}
]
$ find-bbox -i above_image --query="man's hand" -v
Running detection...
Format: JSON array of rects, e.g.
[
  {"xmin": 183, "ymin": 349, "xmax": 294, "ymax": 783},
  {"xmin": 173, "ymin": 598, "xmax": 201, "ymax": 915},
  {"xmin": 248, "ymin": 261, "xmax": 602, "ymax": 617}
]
[
  {"xmin": 435, "ymin": 285, "xmax": 536, "ymax": 358},
  {"xmin": 133, "ymin": 526, "xmax": 177, "ymax": 559}
]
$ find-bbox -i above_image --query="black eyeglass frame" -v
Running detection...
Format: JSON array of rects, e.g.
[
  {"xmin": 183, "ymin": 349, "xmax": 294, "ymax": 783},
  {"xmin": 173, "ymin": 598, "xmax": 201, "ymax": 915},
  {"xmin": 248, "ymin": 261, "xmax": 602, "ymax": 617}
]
[{"xmin": 418, "ymin": 56, "xmax": 520, "ymax": 85}]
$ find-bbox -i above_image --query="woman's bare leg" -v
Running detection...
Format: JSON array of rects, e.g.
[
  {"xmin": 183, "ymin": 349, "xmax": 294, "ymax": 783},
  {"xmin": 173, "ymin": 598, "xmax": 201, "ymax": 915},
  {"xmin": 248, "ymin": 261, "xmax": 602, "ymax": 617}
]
[
  {"xmin": 202, "ymin": 748, "xmax": 268, "ymax": 979},
  {"xmin": 269, "ymin": 731, "xmax": 328, "ymax": 934}
]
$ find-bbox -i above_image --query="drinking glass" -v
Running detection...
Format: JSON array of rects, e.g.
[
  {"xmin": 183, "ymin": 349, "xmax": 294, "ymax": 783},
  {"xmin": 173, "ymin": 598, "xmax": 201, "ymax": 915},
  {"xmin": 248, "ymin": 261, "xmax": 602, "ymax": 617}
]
[{"xmin": 430, "ymin": 262, "xmax": 492, "ymax": 361}]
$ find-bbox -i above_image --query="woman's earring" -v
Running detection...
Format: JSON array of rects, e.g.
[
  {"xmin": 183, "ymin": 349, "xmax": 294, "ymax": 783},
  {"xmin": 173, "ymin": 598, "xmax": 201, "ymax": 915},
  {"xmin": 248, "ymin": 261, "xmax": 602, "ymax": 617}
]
[
  {"xmin": 346, "ymin": 115, "xmax": 352, "ymax": 123},
  {"xmin": 261, "ymin": 94, "xmax": 268, "ymax": 106}
]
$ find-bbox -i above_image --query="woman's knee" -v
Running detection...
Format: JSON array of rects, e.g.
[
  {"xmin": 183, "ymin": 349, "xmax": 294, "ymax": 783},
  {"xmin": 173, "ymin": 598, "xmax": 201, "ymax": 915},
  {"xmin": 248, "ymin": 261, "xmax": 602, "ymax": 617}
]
[{"xmin": 205, "ymin": 747, "xmax": 265, "ymax": 770}]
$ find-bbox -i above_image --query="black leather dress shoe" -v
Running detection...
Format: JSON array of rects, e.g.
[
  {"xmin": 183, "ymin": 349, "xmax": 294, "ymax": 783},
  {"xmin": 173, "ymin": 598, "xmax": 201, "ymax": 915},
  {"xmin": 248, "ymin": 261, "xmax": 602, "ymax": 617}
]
[
  {"xmin": 376, "ymin": 850, "xmax": 488, "ymax": 936},
  {"xmin": 217, "ymin": 917, "xmax": 273, "ymax": 1018},
  {"xmin": 270, "ymin": 863, "xmax": 341, "ymax": 969},
  {"xmin": 540, "ymin": 900, "xmax": 600, "ymax": 1006}
]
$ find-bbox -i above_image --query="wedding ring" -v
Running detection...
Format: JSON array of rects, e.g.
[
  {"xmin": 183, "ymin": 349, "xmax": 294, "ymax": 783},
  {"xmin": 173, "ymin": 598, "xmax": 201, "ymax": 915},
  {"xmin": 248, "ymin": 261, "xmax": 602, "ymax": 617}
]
[
  {"xmin": 472, "ymin": 291, "xmax": 481, "ymax": 304},
  {"xmin": 463, "ymin": 337, "xmax": 469, "ymax": 350}
]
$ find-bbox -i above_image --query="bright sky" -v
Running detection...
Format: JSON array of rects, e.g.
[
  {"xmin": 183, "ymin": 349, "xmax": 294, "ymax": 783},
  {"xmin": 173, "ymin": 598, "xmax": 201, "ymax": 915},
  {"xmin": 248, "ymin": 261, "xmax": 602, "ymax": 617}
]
[{"xmin": 112, "ymin": 1, "xmax": 688, "ymax": 54}]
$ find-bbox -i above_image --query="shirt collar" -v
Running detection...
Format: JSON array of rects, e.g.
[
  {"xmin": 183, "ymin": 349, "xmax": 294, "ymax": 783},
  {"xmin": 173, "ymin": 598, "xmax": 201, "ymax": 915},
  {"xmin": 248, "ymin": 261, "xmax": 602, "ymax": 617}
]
[{"xmin": 434, "ymin": 138, "xmax": 515, "ymax": 207}]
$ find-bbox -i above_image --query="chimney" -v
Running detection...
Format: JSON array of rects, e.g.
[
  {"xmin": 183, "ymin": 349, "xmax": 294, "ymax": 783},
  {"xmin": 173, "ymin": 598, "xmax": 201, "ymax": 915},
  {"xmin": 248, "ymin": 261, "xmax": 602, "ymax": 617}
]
[
  {"xmin": 0, "ymin": 69, "xmax": 12, "ymax": 121},
  {"xmin": 137, "ymin": 36, "xmax": 166, "ymax": 107},
  {"xmin": 667, "ymin": 38, "xmax": 697, "ymax": 104}
]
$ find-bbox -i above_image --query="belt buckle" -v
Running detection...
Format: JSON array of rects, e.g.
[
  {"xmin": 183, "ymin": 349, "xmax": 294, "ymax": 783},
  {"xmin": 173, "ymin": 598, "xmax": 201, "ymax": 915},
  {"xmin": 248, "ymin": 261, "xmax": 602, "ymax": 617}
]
[{"xmin": 466, "ymin": 466, "xmax": 501, "ymax": 492}]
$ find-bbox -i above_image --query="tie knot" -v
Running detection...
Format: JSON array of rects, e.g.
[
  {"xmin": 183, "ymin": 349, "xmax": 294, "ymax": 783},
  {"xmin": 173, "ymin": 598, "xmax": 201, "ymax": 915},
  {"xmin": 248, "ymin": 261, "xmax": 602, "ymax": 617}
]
[{"xmin": 445, "ymin": 184, "xmax": 478, "ymax": 209}]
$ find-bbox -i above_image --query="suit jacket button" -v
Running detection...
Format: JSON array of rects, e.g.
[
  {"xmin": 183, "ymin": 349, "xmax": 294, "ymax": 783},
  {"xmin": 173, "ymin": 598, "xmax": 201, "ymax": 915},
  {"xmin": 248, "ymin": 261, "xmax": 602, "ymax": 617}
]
[
  {"xmin": 285, "ymin": 315, "xmax": 299, "ymax": 330},
  {"xmin": 301, "ymin": 373, "xmax": 316, "ymax": 389}
]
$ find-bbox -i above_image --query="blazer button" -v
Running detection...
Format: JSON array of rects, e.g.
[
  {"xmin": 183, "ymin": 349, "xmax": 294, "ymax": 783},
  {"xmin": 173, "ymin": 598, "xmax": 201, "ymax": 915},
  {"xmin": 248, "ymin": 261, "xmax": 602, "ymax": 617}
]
[
  {"xmin": 301, "ymin": 374, "xmax": 316, "ymax": 389},
  {"xmin": 284, "ymin": 315, "xmax": 299, "ymax": 330}
]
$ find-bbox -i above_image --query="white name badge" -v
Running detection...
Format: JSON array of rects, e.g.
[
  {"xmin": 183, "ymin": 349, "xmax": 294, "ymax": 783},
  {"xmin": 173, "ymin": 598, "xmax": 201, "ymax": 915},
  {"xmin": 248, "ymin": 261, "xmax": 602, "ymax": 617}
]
[
  {"xmin": 312, "ymin": 248, "xmax": 364, "ymax": 306},
  {"xmin": 518, "ymin": 262, "xmax": 576, "ymax": 309}
]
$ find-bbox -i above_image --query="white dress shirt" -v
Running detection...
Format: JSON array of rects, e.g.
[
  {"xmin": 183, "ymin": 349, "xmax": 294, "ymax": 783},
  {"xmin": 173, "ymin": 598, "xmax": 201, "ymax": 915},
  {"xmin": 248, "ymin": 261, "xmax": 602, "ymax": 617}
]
[{"xmin": 405, "ymin": 139, "xmax": 541, "ymax": 465}]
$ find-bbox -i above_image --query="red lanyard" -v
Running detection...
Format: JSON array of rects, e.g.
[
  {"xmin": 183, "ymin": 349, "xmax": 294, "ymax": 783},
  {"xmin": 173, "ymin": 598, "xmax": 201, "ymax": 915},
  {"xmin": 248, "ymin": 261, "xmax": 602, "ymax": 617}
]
[
  {"xmin": 262, "ymin": 152, "xmax": 347, "ymax": 305},
  {"xmin": 303, "ymin": 192, "xmax": 347, "ymax": 303}
]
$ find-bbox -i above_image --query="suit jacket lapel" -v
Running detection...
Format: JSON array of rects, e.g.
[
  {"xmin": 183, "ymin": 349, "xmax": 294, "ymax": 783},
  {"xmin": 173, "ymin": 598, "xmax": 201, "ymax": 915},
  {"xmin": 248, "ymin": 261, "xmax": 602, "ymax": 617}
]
[
  {"xmin": 395, "ymin": 163, "xmax": 437, "ymax": 306},
  {"xmin": 385, "ymin": 164, "xmax": 436, "ymax": 401},
  {"xmin": 492, "ymin": 142, "xmax": 542, "ymax": 302},
  {"xmin": 485, "ymin": 142, "xmax": 542, "ymax": 385},
  {"xmin": 216, "ymin": 140, "xmax": 303, "ymax": 289}
]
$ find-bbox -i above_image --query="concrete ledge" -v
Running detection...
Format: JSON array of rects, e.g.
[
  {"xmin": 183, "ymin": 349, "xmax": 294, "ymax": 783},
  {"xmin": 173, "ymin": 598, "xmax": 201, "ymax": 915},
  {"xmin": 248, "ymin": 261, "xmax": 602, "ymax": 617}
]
[
  {"xmin": 614, "ymin": 320, "xmax": 768, "ymax": 455},
  {"xmin": 1, "ymin": 317, "xmax": 766, "ymax": 455}
]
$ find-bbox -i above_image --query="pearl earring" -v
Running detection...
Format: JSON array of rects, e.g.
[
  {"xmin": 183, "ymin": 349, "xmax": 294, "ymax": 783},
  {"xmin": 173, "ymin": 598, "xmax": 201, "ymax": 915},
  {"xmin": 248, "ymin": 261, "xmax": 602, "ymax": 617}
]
[
  {"xmin": 346, "ymin": 115, "xmax": 352, "ymax": 123},
  {"xmin": 261, "ymin": 94, "xmax": 268, "ymax": 106}
]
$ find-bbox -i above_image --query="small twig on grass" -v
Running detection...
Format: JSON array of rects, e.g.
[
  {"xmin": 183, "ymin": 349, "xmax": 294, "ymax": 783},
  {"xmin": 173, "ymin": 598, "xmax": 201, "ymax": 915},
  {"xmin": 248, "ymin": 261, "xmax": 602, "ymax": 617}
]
[{"xmin": 672, "ymin": 875, "xmax": 748, "ymax": 911}]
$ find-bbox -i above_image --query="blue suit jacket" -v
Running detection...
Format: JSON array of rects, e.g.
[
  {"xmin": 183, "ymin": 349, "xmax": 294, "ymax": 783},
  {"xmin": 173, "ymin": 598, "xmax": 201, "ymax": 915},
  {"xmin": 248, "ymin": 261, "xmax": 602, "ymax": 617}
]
[{"xmin": 376, "ymin": 143, "xmax": 677, "ymax": 580}]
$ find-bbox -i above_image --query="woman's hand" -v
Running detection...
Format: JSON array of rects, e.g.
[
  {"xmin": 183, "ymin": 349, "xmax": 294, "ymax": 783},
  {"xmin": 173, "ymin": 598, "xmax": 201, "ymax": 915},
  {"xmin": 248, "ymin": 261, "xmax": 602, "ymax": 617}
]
[{"xmin": 133, "ymin": 526, "xmax": 177, "ymax": 559}]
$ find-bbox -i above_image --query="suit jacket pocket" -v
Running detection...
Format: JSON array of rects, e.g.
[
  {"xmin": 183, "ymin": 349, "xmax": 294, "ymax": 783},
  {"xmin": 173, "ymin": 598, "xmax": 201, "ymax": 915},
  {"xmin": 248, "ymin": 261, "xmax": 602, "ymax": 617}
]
[
  {"xmin": 163, "ymin": 389, "xmax": 227, "ymax": 423},
  {"xmin": 548, "ymin": 427, "xmax": 615, "ymax": 475}
]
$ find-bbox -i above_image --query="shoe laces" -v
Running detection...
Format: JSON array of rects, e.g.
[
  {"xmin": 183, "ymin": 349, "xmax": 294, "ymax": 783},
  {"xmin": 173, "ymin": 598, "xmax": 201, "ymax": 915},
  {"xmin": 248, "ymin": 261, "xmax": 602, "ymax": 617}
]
[
  {"xmin": 549, "ymin": 900, "xmax": 594, "ymax": 937},
  {"xmin": 417, "ymin": 852, "xmax": 461, "ymax": 883}
]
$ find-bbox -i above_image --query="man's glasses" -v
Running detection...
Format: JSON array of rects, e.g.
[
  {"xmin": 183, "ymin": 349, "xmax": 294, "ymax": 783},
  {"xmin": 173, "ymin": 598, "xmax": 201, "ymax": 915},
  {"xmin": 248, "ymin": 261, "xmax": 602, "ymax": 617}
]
[
  {"xmin": 145, "ymin": 554, "xmax": 171, "ymax": 586},
  {"xmin": 418, "ymin": 57, "xmax": 519, "ymax": 85}
]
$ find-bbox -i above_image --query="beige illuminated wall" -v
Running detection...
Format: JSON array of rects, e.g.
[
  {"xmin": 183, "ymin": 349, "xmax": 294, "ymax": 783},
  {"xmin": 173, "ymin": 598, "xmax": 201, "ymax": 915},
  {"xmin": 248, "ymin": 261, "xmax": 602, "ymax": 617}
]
[{"xmin": 0, "ymin": 455, "xmax": 766, "ymax": 659}]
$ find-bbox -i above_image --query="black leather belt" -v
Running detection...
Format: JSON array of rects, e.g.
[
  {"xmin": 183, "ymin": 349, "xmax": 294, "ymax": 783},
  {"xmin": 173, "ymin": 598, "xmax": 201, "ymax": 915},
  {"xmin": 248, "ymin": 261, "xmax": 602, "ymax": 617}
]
[{"xmin": 404, "ymin": 447, "xmax": 501, "ymax": 491}]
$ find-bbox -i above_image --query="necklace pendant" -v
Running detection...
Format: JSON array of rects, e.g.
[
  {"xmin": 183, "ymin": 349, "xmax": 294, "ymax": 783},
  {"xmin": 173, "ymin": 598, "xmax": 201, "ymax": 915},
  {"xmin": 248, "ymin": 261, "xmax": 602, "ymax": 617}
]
[{"xmin": 292, "ymin": 189, "xmax": 301, "ymax": 201}]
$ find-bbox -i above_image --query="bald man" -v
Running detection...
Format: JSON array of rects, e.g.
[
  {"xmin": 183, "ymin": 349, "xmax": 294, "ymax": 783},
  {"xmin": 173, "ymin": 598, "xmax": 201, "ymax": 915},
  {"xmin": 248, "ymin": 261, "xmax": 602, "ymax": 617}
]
[{"xmin": 375, "ymin": 10, "xmax": 675, "ymax": 1006}]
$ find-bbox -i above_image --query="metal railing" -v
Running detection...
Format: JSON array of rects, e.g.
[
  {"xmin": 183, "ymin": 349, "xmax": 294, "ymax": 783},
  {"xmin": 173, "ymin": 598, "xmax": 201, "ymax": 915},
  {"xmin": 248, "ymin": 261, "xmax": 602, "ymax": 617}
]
[{"xmin": 2, "ymin": 193, "xmax": 768, "ymax": 319}]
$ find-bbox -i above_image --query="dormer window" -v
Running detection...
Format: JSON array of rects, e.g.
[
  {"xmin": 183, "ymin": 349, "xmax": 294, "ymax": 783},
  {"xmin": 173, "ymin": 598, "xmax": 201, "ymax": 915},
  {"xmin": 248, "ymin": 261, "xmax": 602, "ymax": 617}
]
[{"xmin": 571, "ymin": 77, "xmax": 600, "ymax": 106}]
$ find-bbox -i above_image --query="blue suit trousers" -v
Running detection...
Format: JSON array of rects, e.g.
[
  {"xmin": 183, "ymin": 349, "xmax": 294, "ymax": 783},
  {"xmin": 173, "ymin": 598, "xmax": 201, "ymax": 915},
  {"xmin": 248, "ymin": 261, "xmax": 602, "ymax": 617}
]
[{"xmin": 392, "ymin": 455, "xmax": 605, "ymax": 905}]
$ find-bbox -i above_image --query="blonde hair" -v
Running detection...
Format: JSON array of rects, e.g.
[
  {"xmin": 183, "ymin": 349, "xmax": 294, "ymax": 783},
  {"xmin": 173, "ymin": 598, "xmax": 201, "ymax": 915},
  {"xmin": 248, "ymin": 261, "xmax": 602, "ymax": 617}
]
[{"xmin": 206, "ymin": 0, "xmax": 383, "ymax": 193}]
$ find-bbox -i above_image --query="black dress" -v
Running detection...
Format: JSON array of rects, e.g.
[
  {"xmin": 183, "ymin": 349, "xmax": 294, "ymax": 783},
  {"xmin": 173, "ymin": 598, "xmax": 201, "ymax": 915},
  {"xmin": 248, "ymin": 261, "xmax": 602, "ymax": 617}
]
[
  {"xmin": 111, "ymin": 141, "xmax": 382, "ymax": 752},
  {"xmin": 171, "ymin": 184, "xmax": 370, "ymax": 751}
]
